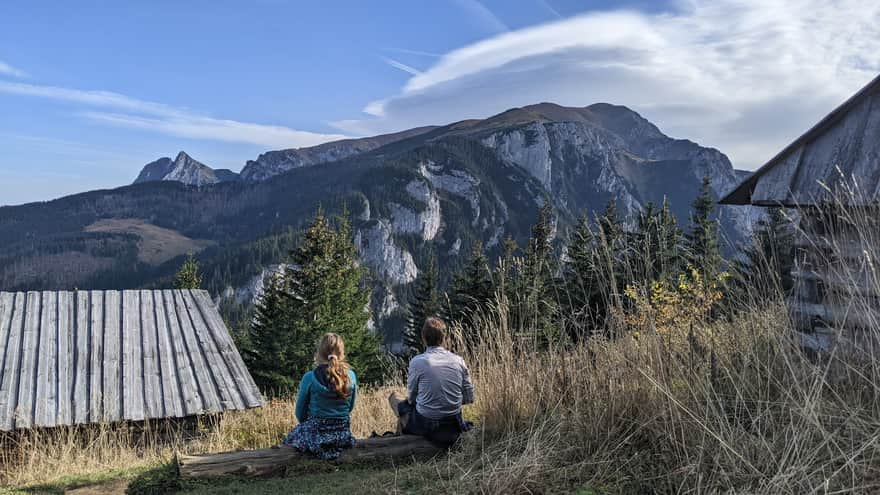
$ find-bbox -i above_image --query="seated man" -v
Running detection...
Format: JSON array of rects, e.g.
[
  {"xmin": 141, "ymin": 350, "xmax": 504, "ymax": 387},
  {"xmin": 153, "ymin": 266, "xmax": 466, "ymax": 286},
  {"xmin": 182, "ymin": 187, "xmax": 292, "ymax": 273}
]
[{"xmin": 389, "ymin": 317, "xmax": 475, "ymax": 447}]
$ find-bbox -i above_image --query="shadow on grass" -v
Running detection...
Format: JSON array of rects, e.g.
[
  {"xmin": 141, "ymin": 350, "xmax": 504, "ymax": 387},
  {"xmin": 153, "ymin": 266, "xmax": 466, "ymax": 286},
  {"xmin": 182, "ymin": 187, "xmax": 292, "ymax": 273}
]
[{"xmin": 122, "ymin": 455, "xmax": 435, "ymax": 495}]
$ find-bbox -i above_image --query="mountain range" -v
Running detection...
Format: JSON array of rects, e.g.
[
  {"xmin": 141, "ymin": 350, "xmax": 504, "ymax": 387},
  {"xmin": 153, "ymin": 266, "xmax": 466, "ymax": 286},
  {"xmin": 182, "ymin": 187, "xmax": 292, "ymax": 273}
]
[{"xmin": 0, "ymin": 102, "xmax": 755, "ymax": 341}]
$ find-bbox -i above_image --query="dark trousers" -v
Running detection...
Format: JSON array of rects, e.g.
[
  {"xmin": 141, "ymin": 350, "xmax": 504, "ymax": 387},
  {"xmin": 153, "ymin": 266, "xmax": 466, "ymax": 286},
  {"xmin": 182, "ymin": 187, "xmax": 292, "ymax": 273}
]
[{"xmin": 389, "ymin": 392, "xmax": 470, "ymax": 447}]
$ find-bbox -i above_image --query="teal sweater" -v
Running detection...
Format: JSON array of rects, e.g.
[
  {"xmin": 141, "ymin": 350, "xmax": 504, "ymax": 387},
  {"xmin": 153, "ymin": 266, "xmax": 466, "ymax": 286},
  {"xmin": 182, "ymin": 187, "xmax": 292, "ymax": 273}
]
[{"xmin": 295, "ymin": 366, "xmax": 358, "ymax": 422}]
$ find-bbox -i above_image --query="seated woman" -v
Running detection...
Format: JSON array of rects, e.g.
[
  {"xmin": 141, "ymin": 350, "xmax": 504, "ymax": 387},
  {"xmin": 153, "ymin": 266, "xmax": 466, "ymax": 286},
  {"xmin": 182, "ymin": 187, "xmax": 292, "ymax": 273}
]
[{"xmin": 283, "ymin": 333, "xmax": 358, "ymax": 460}]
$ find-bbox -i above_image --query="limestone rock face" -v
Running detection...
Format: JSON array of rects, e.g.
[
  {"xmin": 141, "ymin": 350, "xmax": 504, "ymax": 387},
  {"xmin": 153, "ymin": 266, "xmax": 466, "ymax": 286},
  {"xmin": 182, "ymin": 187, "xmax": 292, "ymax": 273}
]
[{"xmin": 355, "ymin": 220, "xmax": 418, "ymax": 285}]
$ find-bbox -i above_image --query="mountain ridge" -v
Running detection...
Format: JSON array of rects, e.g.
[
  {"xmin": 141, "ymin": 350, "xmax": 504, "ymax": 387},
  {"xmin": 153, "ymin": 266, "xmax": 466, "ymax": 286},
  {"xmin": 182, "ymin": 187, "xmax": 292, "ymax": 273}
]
[{"xmin": 6, "ymin": 102, "xmax": 756, "ymax": 344}]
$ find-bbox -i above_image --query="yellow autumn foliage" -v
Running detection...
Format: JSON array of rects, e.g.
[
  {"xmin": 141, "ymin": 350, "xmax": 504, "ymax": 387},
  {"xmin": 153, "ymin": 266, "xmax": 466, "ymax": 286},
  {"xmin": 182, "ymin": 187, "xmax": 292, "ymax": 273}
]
[{"xmin": 621, "ymin": 266, "xmax": 728, "ymax": 337}]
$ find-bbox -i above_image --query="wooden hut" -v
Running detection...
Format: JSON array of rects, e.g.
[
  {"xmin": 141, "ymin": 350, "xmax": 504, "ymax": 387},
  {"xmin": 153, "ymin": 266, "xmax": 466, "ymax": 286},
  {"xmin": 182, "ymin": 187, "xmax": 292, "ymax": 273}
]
[
  {"xmin": 0, "ymin": 289, "xmax": 263, "ymax": 431},
  {"xmin": 721, "ymin": 74, "xmax": 880, "ymax": 350}
]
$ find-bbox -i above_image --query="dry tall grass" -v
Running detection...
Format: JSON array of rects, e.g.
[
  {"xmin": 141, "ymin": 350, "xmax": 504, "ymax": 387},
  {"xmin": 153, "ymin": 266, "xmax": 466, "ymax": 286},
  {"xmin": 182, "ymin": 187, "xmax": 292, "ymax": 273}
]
[{"xmin": 0, "ymin": 385, "xmax": 402, "ymax": 487}]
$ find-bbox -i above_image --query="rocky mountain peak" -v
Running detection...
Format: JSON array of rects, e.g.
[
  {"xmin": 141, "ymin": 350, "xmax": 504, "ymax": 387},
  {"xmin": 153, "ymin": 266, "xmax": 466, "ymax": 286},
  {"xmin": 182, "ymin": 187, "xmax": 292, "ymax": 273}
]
[{"xmin": 133, "ymin": 151, "xmax": 239, "ymax": 186}]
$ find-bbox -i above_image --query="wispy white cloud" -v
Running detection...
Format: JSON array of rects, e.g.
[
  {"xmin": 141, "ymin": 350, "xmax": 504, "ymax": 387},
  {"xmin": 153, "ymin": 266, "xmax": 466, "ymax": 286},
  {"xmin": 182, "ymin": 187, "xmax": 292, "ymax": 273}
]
[
  {"xmin": 336, "ymin": 0, "xmax": 880, "ymax": 169},
  {"xmin": 452, "ymin": 0, "xmax": 509, "ymax": 34},
  {"xmin": 382, "ymin": 57, "xmax": 423, "ymax": 76},
  {"xmin": 385, "ymin": 47, "xmax": 443, "ymax": 58},
  {"xmin": 536, "ymin": 0, "xmax": 562, "ymax": 19},
  {"xmin": 82, "ymin": 111, "xmax": 347, "ymax": 149},
  {"xmin": 0, "ymin": 61, "xmax": 26, "ymax": 78},
  {"xmin": 0, "ymin": 80, "xmax": 348, "ymax": 148}
]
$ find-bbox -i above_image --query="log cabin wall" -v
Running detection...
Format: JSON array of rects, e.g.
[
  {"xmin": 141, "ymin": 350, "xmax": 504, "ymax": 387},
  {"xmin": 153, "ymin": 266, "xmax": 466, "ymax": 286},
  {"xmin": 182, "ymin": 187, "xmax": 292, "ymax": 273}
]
[
  {"xmin": 789, "ymin": 206, "xmax": 880, "ymax": 352},
  {"xmin": 720, "ymin": 73, "xmax": 880, "ymax": 353}
]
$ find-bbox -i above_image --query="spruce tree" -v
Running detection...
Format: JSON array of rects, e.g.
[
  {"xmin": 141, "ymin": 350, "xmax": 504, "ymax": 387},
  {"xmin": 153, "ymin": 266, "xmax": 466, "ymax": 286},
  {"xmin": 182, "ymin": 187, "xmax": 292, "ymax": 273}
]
[
  {"xmin": 658, "ymin": 197, "xmax": 683, "ymax": 278},
  {"xmin": 242, "ymin": 211, "xmax": 383, "ymax": 395},
  {"xmin": 562, "ymin": 213, "xmax": 600, "ymax": 336},
  {"xmin": 736, "ymin": 207, "xmax": 794, "ymax": 300},
  {"xmin": 595, "ymin": 199, "xmax": 626, "ymax": 315},
  {"xmin": 449, "ymin": 241, "xmax": 494, "ymax": 331},
  {"xmin": 522, "ymin": 202, "xmax": 559, "ymax": 338},
  {"xmin": 241, "ymin": 268, "xmax": 294, "ymax": 392},
  {"xmin": 686, "ymin": 176, "xmax": 722, "ymax": 276},
  {"xmin": 173, "ymin": 253, "xmax": 202, "ymax": 289},
  {"xmin": 635, "ymin": 198, "xmax": 683, "ymax": 282},
  {"xmin": 404, "ymin": 254, "xmax": 440, "ymax": 355},
  {"xmin": 495, "ymin": 235, "xmax": 520, "ymax": 300},
  {"xmin": 598, "ymin": 198, "xmax": 623, "ymax": 245}
]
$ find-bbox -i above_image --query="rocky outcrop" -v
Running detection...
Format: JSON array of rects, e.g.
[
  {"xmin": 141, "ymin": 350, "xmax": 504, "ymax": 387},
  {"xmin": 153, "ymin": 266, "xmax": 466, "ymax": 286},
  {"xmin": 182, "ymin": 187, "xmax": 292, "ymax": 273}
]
[
  {"xmin": 220, "ymin": 264, "xmax": 290, "ymax": 305},
  {"xmin": 133, "ymin": 151, "xmax": 239, "ymax": 186},
  {"xmin": 418, "ymin": 161, "xmax": 481, "ymax": 225},
  {"xmin": 355, "ymin": 220, "xmax": 418, "ymax": 285},
  {"xmin": 388, "ymin": 179, "xmax": 441, "ymax": 241}
]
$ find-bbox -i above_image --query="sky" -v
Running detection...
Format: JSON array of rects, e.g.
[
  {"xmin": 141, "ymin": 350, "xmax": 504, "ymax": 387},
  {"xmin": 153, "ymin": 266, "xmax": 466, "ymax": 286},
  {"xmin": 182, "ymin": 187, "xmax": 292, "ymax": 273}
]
[{"xmin": 1, "ymin": 0, "xmax": 878, "ymax": 206}]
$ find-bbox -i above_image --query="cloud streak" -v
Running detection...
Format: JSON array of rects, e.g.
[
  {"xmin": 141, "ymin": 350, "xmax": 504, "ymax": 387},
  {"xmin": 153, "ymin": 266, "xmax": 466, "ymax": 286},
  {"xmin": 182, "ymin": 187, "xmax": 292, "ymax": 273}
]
[
  {"xmin": 0, "ymin": 61, "xmax": 27, "ymax": 78},
  {"xmin": 337, "ymin": 0, "xmax": 880, "ymax": 169},
  {"xmin": 0, "ymin": 80, "xmax": 348, "ymax": 148},
  {"xmin": 453, "ymin": 0, "xmax": 509, "ymax": 34},
  {"xmin": 382, "ymin": 57, "xmax": 423, "ymax": 76}
]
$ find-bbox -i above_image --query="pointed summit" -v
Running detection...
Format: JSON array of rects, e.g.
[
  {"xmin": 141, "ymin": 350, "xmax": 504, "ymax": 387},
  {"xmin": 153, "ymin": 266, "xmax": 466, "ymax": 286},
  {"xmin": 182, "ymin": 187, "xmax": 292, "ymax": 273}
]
[{"xmin": 133, "ymin": 151, "xmax": 239, "ymax": 186}]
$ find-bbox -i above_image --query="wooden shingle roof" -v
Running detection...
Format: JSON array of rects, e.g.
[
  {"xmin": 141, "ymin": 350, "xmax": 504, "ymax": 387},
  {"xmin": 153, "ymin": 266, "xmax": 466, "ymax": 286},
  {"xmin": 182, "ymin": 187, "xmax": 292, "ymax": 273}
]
[
  {"xmin": 721, "ymin": 73, "xmax": 880, "ymax": 206},
  {"xmin": 0, "ymin": 289, "xmax": 263, "ymax": 431}
]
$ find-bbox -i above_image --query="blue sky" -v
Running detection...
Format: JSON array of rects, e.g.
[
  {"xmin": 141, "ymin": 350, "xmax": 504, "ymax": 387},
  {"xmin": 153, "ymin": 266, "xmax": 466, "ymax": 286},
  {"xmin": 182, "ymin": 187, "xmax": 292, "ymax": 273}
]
[{"xmin": 1, "ymin": 0, "xmax": 878, "ymax": 206}]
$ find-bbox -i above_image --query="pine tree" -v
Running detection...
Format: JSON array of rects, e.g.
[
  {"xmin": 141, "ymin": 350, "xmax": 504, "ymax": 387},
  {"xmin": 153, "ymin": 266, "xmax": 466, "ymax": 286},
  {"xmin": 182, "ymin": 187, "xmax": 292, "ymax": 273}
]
[
  {"xmin": 242, "ymin": 211, "xmax": 383, "ymax": 395},
  {"xmin": 658, "ymin": 197, "xmax": 683, "ymax": 278},
  {"xmin": 736, "ymin": 207, "xmax": 794, "ymax": 300},
  {"xmin": 635, "ymin": 198, "xmax": 683, "ymax": 282},
  {"xmin": 521, "ymin": 202, "xmax": 559, "ymax": 338},
  {"xmin": 594, "ymin": 199, "xmax": 626, "ymax": 314},
  {"xmin": 562, "ymin": 213, "xmax": 599, "ymax": 337},
  {"xmin": 240, "ymin": 268, "xmax": 295, "ymax": 392},
  {"xmin": 449, "ymin": 241, "xmax": 494, "ymax": 332},
  {"xmin": 686, "ymin": 176, "xmax": 722, "ymax": 276},
  {"xmin": 173, "ymin": 253, "xmax": 202, "ymax": 289},
  {"xmin": 404, "ymin": 254, "xmax": 440, "ymax": 355},
  {"xmin": 495, "ymin": 235, "xmax": 520, "ymax": 300}
]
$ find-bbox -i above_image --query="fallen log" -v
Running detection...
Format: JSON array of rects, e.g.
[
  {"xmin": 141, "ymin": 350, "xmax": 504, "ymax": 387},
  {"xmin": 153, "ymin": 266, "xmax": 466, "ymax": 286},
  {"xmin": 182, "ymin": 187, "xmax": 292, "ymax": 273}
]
[{"xmin": 178, "ymin": 435, "xmax": 443, "ymax": 478}]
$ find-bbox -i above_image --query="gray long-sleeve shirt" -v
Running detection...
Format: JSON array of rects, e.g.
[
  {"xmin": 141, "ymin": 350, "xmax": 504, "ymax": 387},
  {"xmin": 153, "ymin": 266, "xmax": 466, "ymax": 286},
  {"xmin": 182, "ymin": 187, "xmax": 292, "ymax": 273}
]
[{"xmin": 407, "ymin": 346, "xmax": 475, "ymax": 419}]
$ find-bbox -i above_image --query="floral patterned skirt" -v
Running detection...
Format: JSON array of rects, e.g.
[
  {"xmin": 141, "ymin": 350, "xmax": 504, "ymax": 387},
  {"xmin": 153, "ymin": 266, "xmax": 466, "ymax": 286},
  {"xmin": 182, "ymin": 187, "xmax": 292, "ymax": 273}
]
[{"xmin": 283, "ymin": 417, "xmax": 356, "ymax": 460}]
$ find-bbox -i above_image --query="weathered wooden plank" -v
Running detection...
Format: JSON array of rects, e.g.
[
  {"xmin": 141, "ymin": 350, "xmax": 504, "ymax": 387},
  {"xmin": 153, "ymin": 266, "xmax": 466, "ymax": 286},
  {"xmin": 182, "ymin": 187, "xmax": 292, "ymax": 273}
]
[
  {"xmin": 178, "ymin": 435, "xmax": 444, "ymax": 478},
  {"xmin": 183, "ymin": 290, "xmax": 243, "ymax": 411},
  {"xmin": 102, "ymin": 290, "xmax": 122, "ymax": 422},
  {"xmin": 192, "ymin": 290, "xmax": 262, "ymax": 408},
  {"xmin": 153, "ymin": 291, "xmax": 183, "ymax": 418},
  {"xmin": 793, "ymin": 88, "xmax": 873, "ymax": 203},
  {"xmin": 140, "ymin": 290, "xmax": 163, "ymax": 420},
  {"xmin": 122, "ymin": 290, "xmax": 145, "ymax": 421},
  {"xmin": 16, "ymin": 292, "xmax": 42, "ymax": 429},
  {"xmin": 0, "ymin": 292, "xmax": 23, "ymax": 431},
  {"xmin": 89, "ymin": 291, "xmax": 104, "ymax": 423},
  {"xmin": 752, "ymin": 146, "xmax": 802, "ymax": 204},
  {"xmin": 34, "ymin": 291, "xmax": 58, "ymax": 427},
  {"xmin": 56, "ymin": 292, "xmax": 74, "ymax": 425},
  {"xmin": 852, "ymin": 92, "xmax": 880, "ymax": 199},
  {"xmin": 73, "ymin": 291, "xmax": 91, "ymax": 424},
  {"xmin": 172, "ymin": 290, "xmax": 221, "ymax": 413},
  {"xmin": 162, "ymin": 290, "xmax": 203, "ymax": 416}
]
